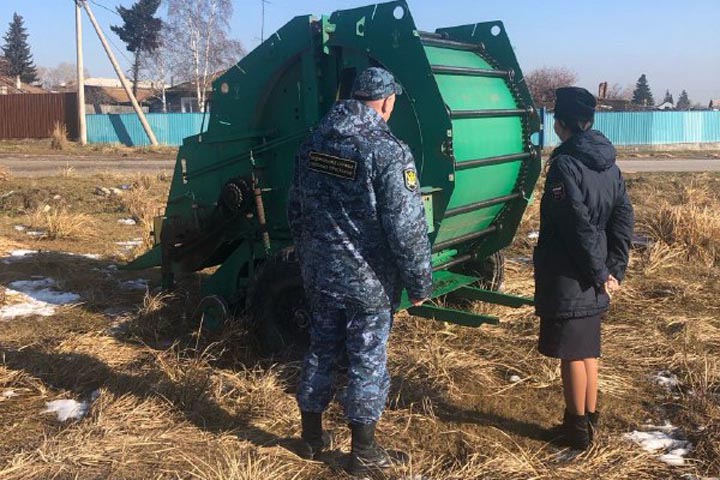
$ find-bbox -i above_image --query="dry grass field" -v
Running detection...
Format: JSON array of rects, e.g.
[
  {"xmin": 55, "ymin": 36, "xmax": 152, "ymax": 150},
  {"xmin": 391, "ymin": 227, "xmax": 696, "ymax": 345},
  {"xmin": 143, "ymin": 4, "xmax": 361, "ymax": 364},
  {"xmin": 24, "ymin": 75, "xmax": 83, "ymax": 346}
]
[{"xmin": 0, "ymin": 164, "xmax": 718, "ymax": 480}]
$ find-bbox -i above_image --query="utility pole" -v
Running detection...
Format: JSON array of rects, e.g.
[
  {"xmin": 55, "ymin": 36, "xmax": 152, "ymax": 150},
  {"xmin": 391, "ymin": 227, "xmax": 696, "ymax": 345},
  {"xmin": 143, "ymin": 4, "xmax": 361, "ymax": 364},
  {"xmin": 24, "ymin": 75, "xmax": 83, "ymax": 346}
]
[
  {"xmin": 75, "ymin": 0, "xmax": 87, "ymax": 145},
  {"xmin": 80, "ymin": 0, "xmax": 159, "ymax": 146},
  {"xmin": 260, "ymin": 0, "xmax": 268, "ymax": 43}
]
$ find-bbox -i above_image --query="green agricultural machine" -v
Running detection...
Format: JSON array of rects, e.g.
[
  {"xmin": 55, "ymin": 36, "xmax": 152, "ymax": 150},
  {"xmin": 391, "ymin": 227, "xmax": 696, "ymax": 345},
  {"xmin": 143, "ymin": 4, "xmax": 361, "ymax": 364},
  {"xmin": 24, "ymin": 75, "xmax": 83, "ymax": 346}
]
[{"xmin": 127, "ymin": 1, "xmax": 542, "ymax": 351}]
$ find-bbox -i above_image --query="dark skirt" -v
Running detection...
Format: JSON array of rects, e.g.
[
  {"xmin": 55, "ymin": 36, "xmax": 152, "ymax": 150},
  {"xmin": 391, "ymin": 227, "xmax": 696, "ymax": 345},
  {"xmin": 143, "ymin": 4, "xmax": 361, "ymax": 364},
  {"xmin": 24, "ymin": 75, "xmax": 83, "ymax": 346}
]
[{"xmin": 538, "ymin": 314, "xmax": 602, "ymax": 360}]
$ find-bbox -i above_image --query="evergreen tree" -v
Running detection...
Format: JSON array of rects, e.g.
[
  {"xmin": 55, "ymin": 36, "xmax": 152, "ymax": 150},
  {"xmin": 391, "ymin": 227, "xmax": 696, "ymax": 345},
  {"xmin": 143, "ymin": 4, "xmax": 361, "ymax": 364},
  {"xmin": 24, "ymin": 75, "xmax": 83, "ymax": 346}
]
[
  {"xmin": 631, "ymin": 74, "xmax": 655, "ymax": 106},
  {"xmin": 2, "ymin": 13, "xmax": 38, "ymax": 84},
  {"xmin": 677, "ymin": 90, "xmax": 691, "ymax": 110},
  {"xmin": 663, "ymin": 90, "xmax": 674, "ymax": 105},
  {"xmin": 111, "ymin": 0, "xmax": 162, "ymax": 96}
]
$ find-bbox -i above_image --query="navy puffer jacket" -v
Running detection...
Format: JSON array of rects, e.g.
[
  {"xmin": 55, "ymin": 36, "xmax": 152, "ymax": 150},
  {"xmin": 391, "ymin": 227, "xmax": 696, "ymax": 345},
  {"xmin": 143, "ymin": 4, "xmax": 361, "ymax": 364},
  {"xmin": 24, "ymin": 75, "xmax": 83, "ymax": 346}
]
[{"xmin": 534, "ymin": 129, "xmax": 634, "ymax": 319}]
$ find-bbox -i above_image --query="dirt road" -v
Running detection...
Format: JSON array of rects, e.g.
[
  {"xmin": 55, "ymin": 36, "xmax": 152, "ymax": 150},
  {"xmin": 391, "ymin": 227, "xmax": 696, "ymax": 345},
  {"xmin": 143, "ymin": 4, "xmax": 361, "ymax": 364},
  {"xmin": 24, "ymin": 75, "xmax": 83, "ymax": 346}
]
[
  {"xmin": 2, "ymin": 153, "xmax": 720, "ymax": 176},
  {"xmin": 0, "ymin": 153, "xmax": 175, "ymax": 176}
]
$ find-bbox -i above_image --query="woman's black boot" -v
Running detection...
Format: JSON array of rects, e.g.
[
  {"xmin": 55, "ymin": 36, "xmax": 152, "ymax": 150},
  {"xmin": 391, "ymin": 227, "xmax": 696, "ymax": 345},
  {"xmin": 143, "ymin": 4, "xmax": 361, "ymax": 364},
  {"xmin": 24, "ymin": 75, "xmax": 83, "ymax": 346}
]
[
  {"xmin": 587, "ymin": 410, "xmax": 600, "ymax": 443},
  {"xmin": 565, "ymin": 412, "xmax": 590, "ymax": 450}
]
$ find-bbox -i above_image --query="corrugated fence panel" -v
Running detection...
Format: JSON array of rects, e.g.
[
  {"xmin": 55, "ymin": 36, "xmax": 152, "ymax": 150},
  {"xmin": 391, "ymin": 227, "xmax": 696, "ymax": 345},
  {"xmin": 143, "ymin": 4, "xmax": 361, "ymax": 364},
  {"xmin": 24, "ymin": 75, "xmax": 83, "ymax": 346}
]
[
  {"xmin": 541, "ymin": 110, "xmax": 720, "ymax": 148},
  {"xmin": 87, "ymin": 110, "xmax": 720, "ymax": 148},
  {"xmin": 86, "ymin": 113, "xmax": 207, "ymax": 146},
  {"xmin": 0, "ymin": 93, "xmax": 78, "ymax": 139}
]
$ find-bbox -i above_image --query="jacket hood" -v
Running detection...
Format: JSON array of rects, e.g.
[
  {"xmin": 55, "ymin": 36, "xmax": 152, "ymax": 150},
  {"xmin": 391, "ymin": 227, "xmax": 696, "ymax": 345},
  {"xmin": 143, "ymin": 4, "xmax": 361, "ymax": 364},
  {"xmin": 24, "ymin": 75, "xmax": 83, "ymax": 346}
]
[
  {"xmin": 317, "ymin": 99, "xmax": 388, "ymax": 138},
  {"xmin": 553, "ymin": 129, "xmax": 616, "ymax": 171}
]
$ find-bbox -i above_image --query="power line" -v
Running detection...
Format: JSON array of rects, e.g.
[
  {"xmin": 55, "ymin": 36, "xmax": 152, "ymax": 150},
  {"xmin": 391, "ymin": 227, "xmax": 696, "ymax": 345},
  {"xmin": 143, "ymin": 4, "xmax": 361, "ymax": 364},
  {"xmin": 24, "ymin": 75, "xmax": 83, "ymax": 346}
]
[
  {"xmin": 72, "ymin": 0, "xmax": 135, "ymax": 68},
  {"xmin": 87, "ymin": 0, "xmax": 121, "ymax": 18}
]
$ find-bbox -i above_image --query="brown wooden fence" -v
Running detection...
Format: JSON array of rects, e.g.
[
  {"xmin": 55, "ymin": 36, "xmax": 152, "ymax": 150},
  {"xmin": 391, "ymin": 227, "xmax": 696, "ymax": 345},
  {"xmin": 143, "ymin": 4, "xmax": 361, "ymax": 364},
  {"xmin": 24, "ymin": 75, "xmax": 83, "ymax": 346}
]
[{"xmin": 0, "ymin": 93, "xmax": 79, "ymax": 140}]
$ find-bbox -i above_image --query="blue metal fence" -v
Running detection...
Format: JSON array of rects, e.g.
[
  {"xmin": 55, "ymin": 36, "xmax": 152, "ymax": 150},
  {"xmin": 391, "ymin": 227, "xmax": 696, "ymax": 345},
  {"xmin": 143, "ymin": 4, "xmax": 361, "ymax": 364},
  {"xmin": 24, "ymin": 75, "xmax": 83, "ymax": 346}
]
[
  {"xmin": 86, "ymin": 113, "xmax": 207, "ymax": 147},
  {"xmin": 541, "ymin": 110, "xmax": 720, "ymax": 148},
  {"xmin": 86, "ymin": 111, "xmax": 720, "ymax": 148}
]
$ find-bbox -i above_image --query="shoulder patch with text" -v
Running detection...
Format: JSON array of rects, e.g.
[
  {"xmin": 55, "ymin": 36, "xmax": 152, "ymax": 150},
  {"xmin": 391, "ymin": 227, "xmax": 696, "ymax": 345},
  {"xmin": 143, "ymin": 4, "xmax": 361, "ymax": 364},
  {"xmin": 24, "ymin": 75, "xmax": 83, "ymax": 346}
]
[
  {"xmin": 403, "ymin": 168, "xmax": 418, "ymax": 192},
  {"xmin": 550, "ymin": 183, "xmax": 566, "ymax": 200},
  {"xmin": 308, "ymin": 151, "xmax": 357, "ymax": 180}
]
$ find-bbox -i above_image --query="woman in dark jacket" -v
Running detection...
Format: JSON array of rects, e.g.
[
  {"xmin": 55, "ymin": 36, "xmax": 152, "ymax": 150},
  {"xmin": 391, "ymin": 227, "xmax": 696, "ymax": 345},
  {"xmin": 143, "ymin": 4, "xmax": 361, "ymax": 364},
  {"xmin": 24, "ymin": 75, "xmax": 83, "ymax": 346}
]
[{"xmin": 534, "ymin": 87, "xmax": 634, "ymax": 450}]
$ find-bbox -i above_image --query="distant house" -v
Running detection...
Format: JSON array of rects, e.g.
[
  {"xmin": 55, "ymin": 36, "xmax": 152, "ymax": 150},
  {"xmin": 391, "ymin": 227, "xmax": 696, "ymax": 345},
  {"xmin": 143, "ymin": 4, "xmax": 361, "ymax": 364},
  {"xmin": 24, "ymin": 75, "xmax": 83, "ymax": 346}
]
[
  {"xmin": 596, "ymin": 98, "xmax": 633, "ymax": 112},
  {"xmin": 60, "ymin": 77, "xmax": 157, "ymax": 114},
  {"xmin": 709, "ymin": 99, "xmax": 720, "ymax": 111},
  {"xmin": 150, "ymin": 79, "xmax": 206, "ymax": 113},
  {"xmin": 149, "ymin": 71, "xmax": 225, "ymax": 113},
  {"xmin": 656, "ymin": 101, "xmax": 675, "ymax": 111},
  {"xmin": 0, "ymin": 75, "xmax": 47, "ymax": 95}
]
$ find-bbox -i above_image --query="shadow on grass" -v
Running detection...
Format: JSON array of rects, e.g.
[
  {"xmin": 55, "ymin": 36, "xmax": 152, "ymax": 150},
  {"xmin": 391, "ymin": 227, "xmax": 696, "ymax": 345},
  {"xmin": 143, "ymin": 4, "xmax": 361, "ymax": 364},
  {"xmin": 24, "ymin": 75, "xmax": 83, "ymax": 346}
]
[{"xmin": 1, "ymin": 348, "xmax": 281, "ymax": 447}]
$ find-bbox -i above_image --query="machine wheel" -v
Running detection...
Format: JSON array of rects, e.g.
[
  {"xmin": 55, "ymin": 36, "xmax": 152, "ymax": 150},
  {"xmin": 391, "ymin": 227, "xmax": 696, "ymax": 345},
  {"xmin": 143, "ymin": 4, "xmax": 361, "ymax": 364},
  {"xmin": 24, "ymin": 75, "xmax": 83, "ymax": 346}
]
[
  {"xmin": 248, "ymin": 247, "xmax": 311, "ymax": 355},
  {"xmin": 453, "ymin": 250, "xmax": 505, "ymax": 292},
  {"xmin": 195, "ymin": 295, "xmax": 230, "ymax": 331}
]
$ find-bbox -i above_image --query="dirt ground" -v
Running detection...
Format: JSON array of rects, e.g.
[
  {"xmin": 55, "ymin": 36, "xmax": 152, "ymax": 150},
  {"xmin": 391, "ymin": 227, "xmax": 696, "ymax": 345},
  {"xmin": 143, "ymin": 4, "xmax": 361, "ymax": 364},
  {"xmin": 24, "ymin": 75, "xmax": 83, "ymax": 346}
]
[{"xmin": 0, "ymin": 159, "xmax": 719, "ymax": 479}]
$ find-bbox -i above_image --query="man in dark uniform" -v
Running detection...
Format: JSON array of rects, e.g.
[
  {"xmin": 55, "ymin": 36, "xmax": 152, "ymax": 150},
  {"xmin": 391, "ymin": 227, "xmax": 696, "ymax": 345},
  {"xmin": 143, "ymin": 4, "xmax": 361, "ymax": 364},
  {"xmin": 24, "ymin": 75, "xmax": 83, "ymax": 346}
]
[{"xmin": 287, "ymin": 67, "xmax": 433, "ymax": 475}]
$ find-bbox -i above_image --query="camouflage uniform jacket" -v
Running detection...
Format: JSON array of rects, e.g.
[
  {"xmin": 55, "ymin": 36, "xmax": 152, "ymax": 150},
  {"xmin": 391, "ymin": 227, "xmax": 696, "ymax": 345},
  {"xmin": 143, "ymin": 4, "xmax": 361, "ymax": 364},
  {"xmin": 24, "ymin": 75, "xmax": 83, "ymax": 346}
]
[{"xmin": 287, "ymin": 99, "xmax": 433, "ymax": 311}]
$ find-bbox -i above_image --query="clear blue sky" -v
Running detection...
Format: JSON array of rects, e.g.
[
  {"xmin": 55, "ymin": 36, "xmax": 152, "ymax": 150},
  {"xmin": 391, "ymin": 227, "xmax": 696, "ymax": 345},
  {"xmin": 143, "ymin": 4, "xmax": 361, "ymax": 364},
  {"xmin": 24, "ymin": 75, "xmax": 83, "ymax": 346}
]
[{"xmin": 2, "ymin": 0, "xmax": 719, "ymax": 104}]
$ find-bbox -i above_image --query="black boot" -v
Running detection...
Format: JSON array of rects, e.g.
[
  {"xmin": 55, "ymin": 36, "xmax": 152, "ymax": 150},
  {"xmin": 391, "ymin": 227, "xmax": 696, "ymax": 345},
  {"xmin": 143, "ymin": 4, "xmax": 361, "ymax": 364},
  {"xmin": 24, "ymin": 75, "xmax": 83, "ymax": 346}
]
[
  {"xmin": 565, "ymin": 411, "xmax": 590, "ymax": 450},
  {"xmin": 298, "ymin": 411, "xmax": 330, "ymax": 460},
  {"xmin": 587, "ymin": 411, "xmax": 600, "ymax": 444},
  {"xmin": 549, "ymin": 410, "xmax": 590, "ymax": 451},
  {"xmin": 347, "ymin": 422, "xmax": 408, "ymax": 476}
]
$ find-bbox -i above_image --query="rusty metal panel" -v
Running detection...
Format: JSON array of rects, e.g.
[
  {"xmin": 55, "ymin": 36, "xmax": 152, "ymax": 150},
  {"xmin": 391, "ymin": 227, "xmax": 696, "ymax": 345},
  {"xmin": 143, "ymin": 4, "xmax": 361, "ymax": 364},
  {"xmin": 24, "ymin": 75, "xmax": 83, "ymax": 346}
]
[{"xmin": 0, "ymin": 93, "xmax": 79, "ymax": 140}]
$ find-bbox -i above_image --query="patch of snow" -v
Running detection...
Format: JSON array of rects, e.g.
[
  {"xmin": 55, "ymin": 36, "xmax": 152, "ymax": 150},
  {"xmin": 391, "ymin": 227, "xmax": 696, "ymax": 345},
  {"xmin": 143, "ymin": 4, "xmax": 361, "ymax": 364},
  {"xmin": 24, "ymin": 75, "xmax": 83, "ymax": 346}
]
[
  {"xmin": 13, "ymin": 225, "xmax": 26, "ymax": 232},
  {"xmin": 120, "ymin": 279, "xmax": 148, "ymax": 290},
  {"xmin": 9, "ymin": 249, "xmax": 38, "ymax": 257},
  {"xmin": 0, "ymin": 295, "xmax": 56, "ymax": 319},
  {"xmin": 26, "ymin": 230, "xmax": 46, "ymax": 237},
  {"xmin": 115, "ymin": 239, "xmax": 143, "ymax": 249},
  {"xmin": 9, "ymin": 278, "xmax": 55, "ymax": 290},
  {"xmin": 625, "ymin": 422, "xmax": 692, "ymax": 467},
  {"xmin": 1, "ymin": 250, "xmax": 39, "ymax": 264},
  {"xmin": 2, "ymin": 390, "xmax": 18, "ymax": 398},
  {"xmin": 659, "ymin": 448, "xmax": 690, "ymax": 466},
  {"xmin": 509, "ymin": 375, "xmax": 522, "ymax": 383},
  {"xmin": 117, "ymin": 218, "xmax": 137, "ymax": 225},
  {"xmin": 1, "ymin": 278, "xmax": 81, "ymax": 320},
  {"xmin": 510, "ymin": 256, "xmax": 533, "ymax": 265},
  {"xmin": 42, "ymin": 398, "xmax": 89, "ymax": 422},
  {"xmin": 527, "ymin": 231, "xmax": 539, "ymax": 240},
  {"xmin": 7, "ymin": 278, "xmax": 81, "ymax": 305},
  {"xmin": 654, "ymin": 371, "xmax": 680, "ymax": 390}
]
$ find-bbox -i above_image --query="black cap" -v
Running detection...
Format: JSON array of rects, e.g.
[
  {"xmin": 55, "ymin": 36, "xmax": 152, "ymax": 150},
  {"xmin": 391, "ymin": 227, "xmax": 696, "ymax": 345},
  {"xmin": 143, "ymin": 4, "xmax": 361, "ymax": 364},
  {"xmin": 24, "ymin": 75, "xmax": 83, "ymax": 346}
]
[
  {"xmin": 351, "ymin": 67, "xmax": 403, "ymax": 101},
  {"xmin": 554, "ymin": 87, "xmax": 596, "ymax": 122}
]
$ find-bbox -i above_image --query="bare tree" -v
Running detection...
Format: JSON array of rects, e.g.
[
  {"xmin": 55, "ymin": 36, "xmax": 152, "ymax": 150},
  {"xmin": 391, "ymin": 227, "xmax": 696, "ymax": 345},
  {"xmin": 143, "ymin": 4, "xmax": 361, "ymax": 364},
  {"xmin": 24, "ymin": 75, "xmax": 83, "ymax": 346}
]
[
  {"xmin": 605, "ymin": 83, "xmax": 632, "ymax": 100},
  {"xmin": 164, "ymin": 0, "xmax": 245, "ymax": 112},
  {"xmin": 524, "ymin": 67, "xmax": 578, "ymax": 109},
  {"xmin": 37, "ymin": 62, "xmax": 89, "ymax": 89},
  {"xmin": 140, "ymin": 34, "xmax": 170, "ymax": 112}
]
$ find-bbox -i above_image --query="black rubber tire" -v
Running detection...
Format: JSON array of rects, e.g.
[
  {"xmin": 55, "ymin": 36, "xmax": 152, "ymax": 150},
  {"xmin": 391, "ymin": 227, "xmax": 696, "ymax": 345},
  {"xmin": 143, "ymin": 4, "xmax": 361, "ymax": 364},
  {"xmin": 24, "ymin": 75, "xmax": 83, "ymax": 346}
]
[
  {"xmin": 248, "ymin": 247, "xmax": 311, "ymax": 355},
  {"xmin": 452, "ymin": 250, "xmax": 506, "ymax": 292}
]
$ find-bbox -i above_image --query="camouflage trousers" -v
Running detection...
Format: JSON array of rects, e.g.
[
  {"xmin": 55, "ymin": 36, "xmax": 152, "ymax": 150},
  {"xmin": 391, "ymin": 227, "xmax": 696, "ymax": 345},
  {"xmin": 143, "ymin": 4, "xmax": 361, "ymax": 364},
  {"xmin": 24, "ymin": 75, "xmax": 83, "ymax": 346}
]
[{"xmin": 296, "ymin": 302, "xmax": 393, "ymax": 425}]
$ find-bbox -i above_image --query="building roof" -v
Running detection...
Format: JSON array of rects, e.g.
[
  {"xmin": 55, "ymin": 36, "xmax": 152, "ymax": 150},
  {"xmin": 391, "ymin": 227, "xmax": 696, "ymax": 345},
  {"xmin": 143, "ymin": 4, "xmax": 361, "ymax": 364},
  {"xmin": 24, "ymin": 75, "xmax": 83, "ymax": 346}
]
[
  {"xmin": 166, "ymin": 70, "xmax": 227, "ymax": 93},
  {"xmin": 92, "ymin": 86, "xmax": 155, "ymax": 104},
  {"xmin": 58, "ymin": 83, "xmax": 155, "ymax": 104},
  {"xmin": 0, "ymin": 76, "xmax": 47, "ymax": 94},
  {"xmin": 83, "ymin": 77, "xmax": 158, "ymax": 89}
]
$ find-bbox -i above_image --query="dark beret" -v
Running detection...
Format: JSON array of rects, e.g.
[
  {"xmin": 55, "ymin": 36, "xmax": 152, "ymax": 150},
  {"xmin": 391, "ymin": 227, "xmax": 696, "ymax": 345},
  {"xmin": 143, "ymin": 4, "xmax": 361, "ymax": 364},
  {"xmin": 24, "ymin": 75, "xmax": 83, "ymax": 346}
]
[{"xmin": 555, "ymin": 87, "xmax": 596, "ymax": 122}]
